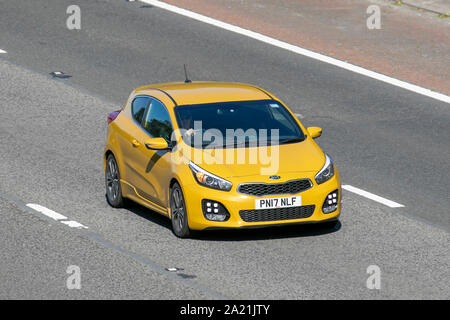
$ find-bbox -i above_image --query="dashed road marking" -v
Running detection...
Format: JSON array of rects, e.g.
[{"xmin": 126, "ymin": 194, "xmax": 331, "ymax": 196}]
[
  {"xmin": 0, "ymin": 49, "xmax": 7, "ymax": 54},
  {"xmin": 26, "ymin": 203, "xmax": 68, "ymax": 221},
  {"xmin": 342, "ymin": 185, "xmax": 405, "ymax": 208},
  {"xmin": 26, "ymin": 203, "xmax": 88, "ymax": 229},
  {"xmin": 139, "ymin": 0, "xmax": 450, "ymax": 104},
  {"xmin": 0, "ymin": 191, "xmax": 226, "ymax": 298},
  {"xmin": 61, "ymin": 220, "xmax": 88, "ymax": 229}
]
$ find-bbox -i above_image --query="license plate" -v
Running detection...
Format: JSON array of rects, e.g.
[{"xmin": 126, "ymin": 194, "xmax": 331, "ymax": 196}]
[{"xmin": 255, "ymin": 196, "xmax": 302, "ymax": 210}]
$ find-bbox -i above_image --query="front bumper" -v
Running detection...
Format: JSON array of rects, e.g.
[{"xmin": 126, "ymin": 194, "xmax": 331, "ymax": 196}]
[{"xmin": 182, "ymin": 171, "xmax": 341, "ymax": 231}]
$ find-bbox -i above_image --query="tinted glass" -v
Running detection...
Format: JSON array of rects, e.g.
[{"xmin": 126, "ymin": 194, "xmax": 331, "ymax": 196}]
[
  {"xmin": 175, "ymin": 100, "xmax": 305, "ymax": 148},
  {"xmin": 132, "ymin": 97, "xmax": 149, "ymax": 125},
  {"xmin": 143, "ymin": 99, "xmax": 173, "ymax": 142}
]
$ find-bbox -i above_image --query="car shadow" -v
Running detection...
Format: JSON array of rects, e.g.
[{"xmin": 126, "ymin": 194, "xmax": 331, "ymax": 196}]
[
  {"xmin": 194, "ymin": 220, "xmax": 341, "ymax": 241},
  {"xmin": 123, "ymin": 199, "xmax": 341, "ymax": 241},
  {"xmin": 125, "ymin": 200, "xmax": 173, "ymax": 230}
]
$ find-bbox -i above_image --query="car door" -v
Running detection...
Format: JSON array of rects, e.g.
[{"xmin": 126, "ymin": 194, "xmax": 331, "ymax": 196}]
[
  {"xmin": 125, "ymin": 97, "xmax": 174, "ymax": 208},
  {"xmin": 119, "ymin": 96, "xmax": 156, "ymax": 197}
]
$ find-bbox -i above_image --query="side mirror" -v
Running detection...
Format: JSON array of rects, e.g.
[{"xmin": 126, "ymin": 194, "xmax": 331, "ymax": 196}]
[
  {"xmin": 144, "ymin": 137, "xmax": 170, "ymax": 150},
  {"xmin": 307, "ymin": 127, "xmax": 322, "ymax": 139}
]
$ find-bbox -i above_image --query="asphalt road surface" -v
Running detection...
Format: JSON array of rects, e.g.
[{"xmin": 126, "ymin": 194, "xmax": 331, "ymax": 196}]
[{"xmin": 0, "ymin": 0, "xmax": 449, "ymax": 299}]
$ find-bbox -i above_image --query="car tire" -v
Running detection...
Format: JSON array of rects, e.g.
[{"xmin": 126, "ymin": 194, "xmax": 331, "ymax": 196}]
[
  {"xmin": 170, "ymin": 182, "xmax": 191, "ymax": 238},
  {"xmin": 105, "ymin": 154, "xmax": 125, "ymax": 208}
]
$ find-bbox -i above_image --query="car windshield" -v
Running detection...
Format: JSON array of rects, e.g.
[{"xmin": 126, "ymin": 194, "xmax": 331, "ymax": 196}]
[{"xmin": 174, "ymin": 100, "xmax": 305, "ymax": 148}]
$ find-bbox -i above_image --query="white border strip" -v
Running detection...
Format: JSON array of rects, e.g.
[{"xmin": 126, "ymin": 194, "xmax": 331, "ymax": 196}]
[
  {"xmin": 342, "ymin": 185, "xmax": 405, "ymax": 208},
  {"xmin": 139, "ymin": 0, "xmax": 450, "ymax": 104}
]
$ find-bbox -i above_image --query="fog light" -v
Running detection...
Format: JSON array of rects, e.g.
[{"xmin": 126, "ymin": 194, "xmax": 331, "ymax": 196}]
[
  {"xmin": 322, "ymin": 190, "xmax": 339, "ymax": 214},
  {"xmin": 202, "ymin": 200, "xmax": 230, "ymax": 221}
]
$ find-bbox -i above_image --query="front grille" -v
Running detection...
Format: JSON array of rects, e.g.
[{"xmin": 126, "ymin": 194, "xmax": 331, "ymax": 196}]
[
  {"xmin": 239, "ymin": 205, "xmax": 315, "ymax": 222},
  {"xmin": 237, "ymin": 179, "xmax": 312, "ymax": 196}
]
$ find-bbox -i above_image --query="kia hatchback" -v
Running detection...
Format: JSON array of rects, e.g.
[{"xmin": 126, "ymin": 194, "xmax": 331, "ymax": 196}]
[{"xmin": 104, "ymin": 82, "xmax": 341, "ymax": 237}]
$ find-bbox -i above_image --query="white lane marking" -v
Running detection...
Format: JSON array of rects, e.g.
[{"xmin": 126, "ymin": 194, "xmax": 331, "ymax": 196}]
[
  {"xmin": 0, "ymin": 49, "xmax": 6, "ymax": 53},
  {"xmin": 139, "ymin": 0, "xmax": 450, "ymax": 104},
  {"xmin": 61, "ymin": 220, "xmax": 88, "ymax": 229},
  {"xmin": 294, "ymin": 113, "xmax": 305, "ymax": 119},
  {"xmin": 26, "ymin": 203, "xmax": 68, "ymax": 220},
  {"xmin": 26, "ymin": 203, "xmax": 88, "ymax": 228},
  {"xmin": 342, "ymin": 185, "xmax": 405, "ymax": 208}
]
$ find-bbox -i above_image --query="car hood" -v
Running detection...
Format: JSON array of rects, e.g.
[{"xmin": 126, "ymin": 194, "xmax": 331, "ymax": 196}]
[{"xmin": 183, "ymin": 139, "xmax": 326, "ymax": 178}]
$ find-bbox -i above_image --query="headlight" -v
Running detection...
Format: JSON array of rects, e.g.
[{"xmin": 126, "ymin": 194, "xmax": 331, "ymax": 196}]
[
  {"xmin": 315, "ymin": 154, "xmax": 335, "ymax": 185},
  {"xmin": 189, "ymin": 161, "xmax": 232, "ymax": 191}
]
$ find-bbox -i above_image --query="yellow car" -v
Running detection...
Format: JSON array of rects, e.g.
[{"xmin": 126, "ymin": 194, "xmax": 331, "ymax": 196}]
[{"xmin": 104, "ymin": 82, "xmax": 341, "ymax": 237}]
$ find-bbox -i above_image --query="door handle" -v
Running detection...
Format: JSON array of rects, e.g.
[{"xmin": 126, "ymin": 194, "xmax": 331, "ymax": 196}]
[{"xmin": 131, "ymin": 139, "xmax": 141, "ymax": 148}]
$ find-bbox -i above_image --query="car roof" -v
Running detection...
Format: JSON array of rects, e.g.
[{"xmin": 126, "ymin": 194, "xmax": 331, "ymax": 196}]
[{"xmin": 134, "ymin": 81, "xmax": 273, "ymax": 106}]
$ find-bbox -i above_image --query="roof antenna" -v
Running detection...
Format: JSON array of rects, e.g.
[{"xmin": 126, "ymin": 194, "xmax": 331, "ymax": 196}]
[{"xmin": 184, "ymin": 64, "xmax": 192, "ymax": 83}]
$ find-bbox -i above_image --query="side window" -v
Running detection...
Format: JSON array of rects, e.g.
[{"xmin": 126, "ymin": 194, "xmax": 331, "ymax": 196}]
[
  {"xmin": 132, "ymin": 97, "xmax": 150, "ymax": 125},
  {"xmin": 143, "ymin": 99, "xmax": 173, "ymax": 142}
]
